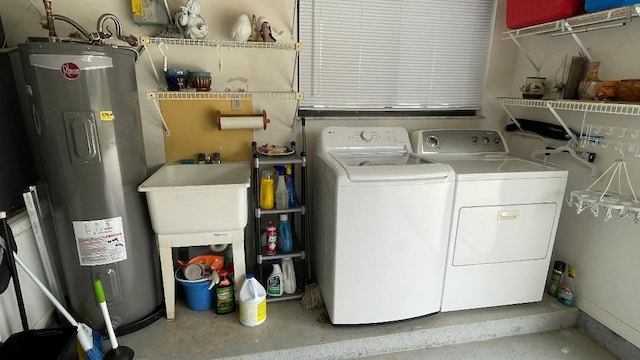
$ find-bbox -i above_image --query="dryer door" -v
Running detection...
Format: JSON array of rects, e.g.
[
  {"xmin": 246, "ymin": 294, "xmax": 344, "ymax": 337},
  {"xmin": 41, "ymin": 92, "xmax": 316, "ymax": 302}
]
[{"xmin": 452, "ymin": 203, "xmax": 557, "ymax": 266}]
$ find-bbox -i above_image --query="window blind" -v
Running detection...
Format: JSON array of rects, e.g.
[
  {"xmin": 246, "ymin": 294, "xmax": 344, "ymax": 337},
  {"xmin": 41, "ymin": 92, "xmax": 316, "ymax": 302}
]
[{"xmin": 298, "ymin": 0, "xmax": 494, "ymax": 113}]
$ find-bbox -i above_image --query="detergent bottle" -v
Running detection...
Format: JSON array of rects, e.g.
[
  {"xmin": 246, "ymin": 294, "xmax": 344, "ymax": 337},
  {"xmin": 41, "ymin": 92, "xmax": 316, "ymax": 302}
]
[
  {"xmin": 267, "ymin": 260, "xmax": 283, "ymax": 297},
  {"xmin": 282, "ymin": 257, "xmax": 297, "ymax": 295},
  {"xmin": 278, "ymin": 214, "xmax": 293, "ymax": 253},
  {"xmin": 260, "ymin": 170, "xmax": 275, "ymax": 209}
]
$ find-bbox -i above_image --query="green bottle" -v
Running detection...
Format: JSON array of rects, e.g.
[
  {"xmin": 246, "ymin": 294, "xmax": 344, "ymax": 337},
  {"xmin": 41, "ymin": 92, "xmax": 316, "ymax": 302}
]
[
  {"xmin": 215, "ymin": 269, "xmax": 236, "ymax": 314},
  {"xmin": 547, "ymin": 260, "xmax": 566, "ymax": 297}
]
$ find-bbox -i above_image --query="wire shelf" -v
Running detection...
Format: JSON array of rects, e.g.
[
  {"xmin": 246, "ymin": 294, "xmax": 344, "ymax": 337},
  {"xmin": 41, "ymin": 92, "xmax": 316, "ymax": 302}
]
[
  {"xmin": 146, "ymin": 91, "xmax": 303, "ymax": 101},
  {"xmin": 503, "ymin": 4, "xmax": 640, "ymax": 39},
  {"xmin": 141, "ymin": 36, "xmax": 302, "ymax": 52},
  {"xmin": 497, "ymin": 97, "xmax": 640, "ymax": 116}
]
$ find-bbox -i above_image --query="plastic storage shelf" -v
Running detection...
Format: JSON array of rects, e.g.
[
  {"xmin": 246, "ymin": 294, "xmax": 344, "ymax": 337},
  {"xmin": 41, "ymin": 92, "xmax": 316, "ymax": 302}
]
[
  {"xmin": 585, "ymin": 0, "xmax": 638, "ymax": 12},
  {"xmin": 251, "ymin": 141, "xmax": 308, "ymax": 302},
  {"xmin": 507, "ymin": 0, "xmax": 585, "ymax": 29}
]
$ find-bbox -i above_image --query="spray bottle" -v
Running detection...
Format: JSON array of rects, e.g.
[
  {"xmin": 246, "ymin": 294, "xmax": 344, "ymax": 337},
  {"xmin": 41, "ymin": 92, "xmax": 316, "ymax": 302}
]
[
  {"xmin": 557, "ymin": 265, "xmax": 576, "ymax": 307},
  {"xmin": 285, "ymin": 164, "xmax": 297, "ymax": 207},
  {"xmin": 274, "ymin": 166, "xmax": 289, "ymax": 210}
]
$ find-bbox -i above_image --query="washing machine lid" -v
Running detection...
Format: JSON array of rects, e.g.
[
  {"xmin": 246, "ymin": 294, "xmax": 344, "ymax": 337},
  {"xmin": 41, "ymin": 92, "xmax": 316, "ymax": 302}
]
[
  {"xmin": 329, "ymin": 152, "xmax": 452, "ymax": 182},
  {"xmin": 426, "ymin": 154, "xmax": 568, "ymax": 180}
]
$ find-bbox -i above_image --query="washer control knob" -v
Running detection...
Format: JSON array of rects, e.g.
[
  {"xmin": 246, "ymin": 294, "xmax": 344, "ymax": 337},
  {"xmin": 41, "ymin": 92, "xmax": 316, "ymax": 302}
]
[
  {"xmin": 482, "ymin": 136, "xmax": 490, "ymax": 144},
  {"xmin": 426, "ymin": 135, "xmax": 440, "ymax": 148},
  {"xmin": 471, "ymin": 136, "xmax": 478, "ymax": 143},
  {"xmin": 494, "ymin": 137, "xmax": 501, "ymax": 144},
  {"xmin": 360, "ymin": 130, "xmax": 373, "ymax": 142}
]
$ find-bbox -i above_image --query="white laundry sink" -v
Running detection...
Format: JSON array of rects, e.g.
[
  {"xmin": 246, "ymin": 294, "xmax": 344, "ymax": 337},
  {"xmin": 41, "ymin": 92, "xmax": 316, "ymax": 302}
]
[{"xmin": 138, "ymin": 162, "xmax": 250, "ymax": 235}]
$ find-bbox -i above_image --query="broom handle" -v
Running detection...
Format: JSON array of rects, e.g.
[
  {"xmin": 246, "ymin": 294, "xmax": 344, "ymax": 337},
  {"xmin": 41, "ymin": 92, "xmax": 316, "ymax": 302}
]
[
  {"xmin": 1, "ymin": 212, "xmax": 29, "ymax": 331},
  {"xmin": 12, "ymin": 251, "xmax": 79, "ymax": 327}
]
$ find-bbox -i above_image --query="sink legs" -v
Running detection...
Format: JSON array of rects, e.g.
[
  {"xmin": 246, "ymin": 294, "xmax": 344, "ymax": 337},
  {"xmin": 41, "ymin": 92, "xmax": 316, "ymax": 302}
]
[{"xmin": 156, "ymin": 230, "xmax": 246, "ymax": 320}]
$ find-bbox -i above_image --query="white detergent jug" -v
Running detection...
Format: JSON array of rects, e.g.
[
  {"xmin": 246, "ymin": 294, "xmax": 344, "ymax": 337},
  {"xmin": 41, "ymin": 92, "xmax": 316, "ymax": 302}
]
[
  {"xmin": 239, "ymin": 273, "xmax": 267, "ymax": 326},
  {"xmin": 282, "ymin": 258, "xmax": 297, "ymax": 294}
]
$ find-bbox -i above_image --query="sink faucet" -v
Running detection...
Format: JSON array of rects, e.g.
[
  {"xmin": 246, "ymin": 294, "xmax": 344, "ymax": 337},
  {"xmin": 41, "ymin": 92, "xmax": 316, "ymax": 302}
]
[{"xmin": 203, "ymin": 152, "xmax": 221, "ymax": 164}]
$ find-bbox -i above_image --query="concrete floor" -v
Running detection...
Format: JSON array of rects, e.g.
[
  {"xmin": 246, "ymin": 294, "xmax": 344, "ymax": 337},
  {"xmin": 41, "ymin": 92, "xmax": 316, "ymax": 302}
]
[{"xmin": 116, "ymin": 293, "xmax": 619, "ymax": 360}]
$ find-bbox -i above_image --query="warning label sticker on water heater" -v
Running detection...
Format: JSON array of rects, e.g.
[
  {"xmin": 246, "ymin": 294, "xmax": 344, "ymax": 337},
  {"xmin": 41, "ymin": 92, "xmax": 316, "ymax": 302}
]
[{"xmin": 73, "ymin": 217, "xmax": 127, "ymax": 266}]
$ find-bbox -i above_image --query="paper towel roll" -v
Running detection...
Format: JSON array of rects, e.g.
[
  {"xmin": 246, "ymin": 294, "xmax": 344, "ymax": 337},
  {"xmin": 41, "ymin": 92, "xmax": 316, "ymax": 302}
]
[{"xmin": 217, "ymin": 110, "xmax": 270, "ymax": 130}]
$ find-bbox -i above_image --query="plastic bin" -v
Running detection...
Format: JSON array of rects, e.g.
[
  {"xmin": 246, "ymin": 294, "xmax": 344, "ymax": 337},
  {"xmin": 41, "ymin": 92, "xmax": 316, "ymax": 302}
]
[
  {"xmin": 507, "ymin": 0, "xmax": 585, "ymax": 29},
  {"xmin": 0, "ymin": 327, "xmax": 77, "ymax": 360},
  {"xmin": 585, "ymin": 0, "xmax": 637, "ymax": 12}
]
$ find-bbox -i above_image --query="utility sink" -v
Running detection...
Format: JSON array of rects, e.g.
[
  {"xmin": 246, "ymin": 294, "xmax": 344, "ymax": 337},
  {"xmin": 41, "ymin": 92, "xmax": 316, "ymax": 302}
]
[{"xmin": 138, "ymin": 163, "xmax": 250, "ymax": 235}]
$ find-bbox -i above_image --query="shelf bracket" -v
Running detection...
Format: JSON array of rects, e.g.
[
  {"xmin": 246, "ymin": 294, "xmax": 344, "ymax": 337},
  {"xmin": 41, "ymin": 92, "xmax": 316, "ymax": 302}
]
[
  {"xmin": 564, "ymin": 23, "xmax": 593, "ymax": 62},
  {"xmin": 544, "ymin": 102, "xmax": 577, "ymax": 143},
  {"xmin": 507, "ymin": 32, "xmax": 541, "ymax": 76},
  {"xmin": 498, "ymin": 101, "xmax": 525, "ymax": 132},
  {"xmin": 147, "ymin": 95, "xmax": 171, "ymax": 137}
]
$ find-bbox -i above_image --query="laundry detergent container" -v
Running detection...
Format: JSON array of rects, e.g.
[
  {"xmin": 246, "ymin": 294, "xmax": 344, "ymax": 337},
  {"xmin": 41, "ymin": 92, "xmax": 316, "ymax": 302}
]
[{"xmin": 507, "ymin": 0, "xmax": 585, "ymax": 29}]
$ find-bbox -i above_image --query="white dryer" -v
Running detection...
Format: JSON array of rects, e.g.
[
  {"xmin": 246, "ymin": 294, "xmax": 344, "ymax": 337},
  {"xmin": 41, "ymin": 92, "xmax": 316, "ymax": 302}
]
[
  {"xmin": 411, "ymin": 129, "xmax": 568, "ymax": 312},
  {"xmin": 314, "ymin": 127, "xmax": 454, "ymax": 324}
]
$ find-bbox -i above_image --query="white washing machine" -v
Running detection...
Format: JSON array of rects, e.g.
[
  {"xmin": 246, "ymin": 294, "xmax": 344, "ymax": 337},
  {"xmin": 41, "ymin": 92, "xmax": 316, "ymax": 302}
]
[
  {"xmin": 314, "ymin": 127, "xmax": 454, "ymax": 324},
  {"xmin": 411, "ymin": 129, "xmax": 568, "ymax": 312}
]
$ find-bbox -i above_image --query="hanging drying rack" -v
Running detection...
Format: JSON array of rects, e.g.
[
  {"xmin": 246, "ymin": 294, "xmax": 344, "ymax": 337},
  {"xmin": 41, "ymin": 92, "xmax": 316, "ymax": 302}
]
[{"xmin": 567, "ymin": 142, "xmax": 640, "ymax": 223}]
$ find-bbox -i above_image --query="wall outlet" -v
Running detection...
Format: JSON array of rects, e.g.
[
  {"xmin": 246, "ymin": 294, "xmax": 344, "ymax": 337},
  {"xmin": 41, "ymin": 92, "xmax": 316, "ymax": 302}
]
[{"xmin": 231, "ymin": 99, "xmax": 241, "ymax": 111}]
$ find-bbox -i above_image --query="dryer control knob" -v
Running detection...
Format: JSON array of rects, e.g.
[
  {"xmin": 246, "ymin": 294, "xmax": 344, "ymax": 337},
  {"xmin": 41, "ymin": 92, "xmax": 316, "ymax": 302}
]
[
  {"xmin": 426, "ymin": 135, "xmax": 440, "ymax": 148},
  {"xmin": 360, "ymin": 130, "xmax": 373, "ymax": 142}
]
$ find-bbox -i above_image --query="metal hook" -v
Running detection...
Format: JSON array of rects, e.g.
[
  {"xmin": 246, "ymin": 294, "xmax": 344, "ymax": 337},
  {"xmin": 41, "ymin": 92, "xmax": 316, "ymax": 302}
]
[
  {"xmin": 632, "ymin": 130, "xmax": 640, "ymax": 139},
  {"xmin": 619, "ymin": 141, "xmax": 633, "ymax": 158},
  {"xmin": 157, "ymin": 42, "xmax": 168, "ymax": 72}
]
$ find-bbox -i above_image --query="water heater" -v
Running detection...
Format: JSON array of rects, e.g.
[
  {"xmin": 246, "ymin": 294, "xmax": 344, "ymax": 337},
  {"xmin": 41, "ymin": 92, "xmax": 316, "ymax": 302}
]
[{"xmin": 17, "ymin": 41, "xmax": 162, "ymax": 333}]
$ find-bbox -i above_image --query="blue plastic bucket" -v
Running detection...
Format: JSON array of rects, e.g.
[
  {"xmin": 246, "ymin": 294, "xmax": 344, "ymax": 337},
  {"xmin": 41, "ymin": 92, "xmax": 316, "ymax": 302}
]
[{"xmin": 175, "ymin": 269, "xmax": 214, "ymax": 311}]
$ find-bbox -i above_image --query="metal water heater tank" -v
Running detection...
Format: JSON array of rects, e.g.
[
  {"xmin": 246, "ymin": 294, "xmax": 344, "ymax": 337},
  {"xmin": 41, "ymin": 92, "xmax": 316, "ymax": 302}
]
[{"xmin": 17, "ymin": 41, "xmax": 163, "ymax": 333}]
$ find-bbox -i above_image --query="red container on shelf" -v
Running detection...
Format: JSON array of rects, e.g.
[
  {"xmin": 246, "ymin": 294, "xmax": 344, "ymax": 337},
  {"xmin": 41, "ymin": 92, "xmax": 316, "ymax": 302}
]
[{"xmin": 506, "ymin": 0, "xmax": 585, "ymax": 29}]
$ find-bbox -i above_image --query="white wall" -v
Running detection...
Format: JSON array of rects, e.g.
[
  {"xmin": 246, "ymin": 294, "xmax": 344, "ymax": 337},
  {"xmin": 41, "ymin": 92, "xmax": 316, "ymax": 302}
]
[{"xmin": 2, "ymin": 0, "xmax": 639, "ymax": 348}]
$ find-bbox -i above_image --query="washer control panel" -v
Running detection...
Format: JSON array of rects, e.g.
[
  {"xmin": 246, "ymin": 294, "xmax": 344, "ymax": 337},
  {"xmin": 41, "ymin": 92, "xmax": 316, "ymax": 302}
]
[
  {"xmin": 321, "ymin": 127, "xmax": 411, "ymax": 152},
  {"xmin": 411, "ymin": 129, "xmax": 507, "ymax": 154}
]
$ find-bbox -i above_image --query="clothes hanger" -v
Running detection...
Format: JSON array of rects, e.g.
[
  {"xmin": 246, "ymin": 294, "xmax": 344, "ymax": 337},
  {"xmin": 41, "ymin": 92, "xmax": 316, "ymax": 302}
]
[{"xmin": 531, "ymin": 141, "xmax": 597, "ymax": 177}]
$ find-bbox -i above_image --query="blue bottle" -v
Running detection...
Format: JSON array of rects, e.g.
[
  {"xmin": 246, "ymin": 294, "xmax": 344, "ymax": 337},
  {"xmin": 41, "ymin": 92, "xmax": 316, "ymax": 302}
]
[
  {"xmin": 278, "ymin": 214, "xmax": 293, "ymax": 253},
  {"xmin": 285, "ymin": 164, "xmax": 297, "ymax": 207}
]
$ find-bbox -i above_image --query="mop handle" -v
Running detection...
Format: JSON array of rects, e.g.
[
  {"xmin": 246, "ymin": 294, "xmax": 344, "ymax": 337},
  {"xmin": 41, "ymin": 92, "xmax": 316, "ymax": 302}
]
[
  {"xmin": 94, "ymin": 279, "xmax": 119, "ymax": 350},
  {"xmin": 12, "ymin": 251, "xmax": 79, "ymax": 327}
]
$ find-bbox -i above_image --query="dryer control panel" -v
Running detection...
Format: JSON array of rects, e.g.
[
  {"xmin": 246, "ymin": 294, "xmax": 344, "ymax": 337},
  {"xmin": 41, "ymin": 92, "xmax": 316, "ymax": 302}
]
[{"xmin": 411, "ymin": 129, "xmax": 507, "ymax": 155}]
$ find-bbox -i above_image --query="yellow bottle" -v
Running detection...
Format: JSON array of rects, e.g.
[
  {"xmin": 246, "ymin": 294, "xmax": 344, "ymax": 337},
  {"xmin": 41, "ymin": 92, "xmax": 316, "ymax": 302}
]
[{"xmin": 260, "ymin": 170, "xmax": 275, "ymax": 209}]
